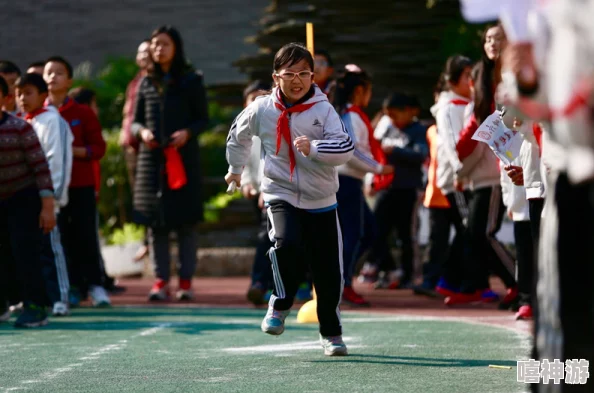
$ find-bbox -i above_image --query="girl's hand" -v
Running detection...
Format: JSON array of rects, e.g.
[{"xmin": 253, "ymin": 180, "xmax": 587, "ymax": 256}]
[
  {"xmin": 294, "ymin": 136, "xmax": 311, "ymax": 156},
  {"xmin": 140, "ymin": 128, "xmax": 159, "ymax": 149},
  {"xmin": 504, "ymin": 165, "xmax": 524, "ymax": 186},
  {"xmin": 225, "ymin": 173, "xmax": 242, "ymax": 188},
  {"xmin": 381, "ymin": 164, "xmax": 395, "ymax": 175},
  {"xmin": 170, "ymin": 129, "xmax": 191, "ymax": 149}
]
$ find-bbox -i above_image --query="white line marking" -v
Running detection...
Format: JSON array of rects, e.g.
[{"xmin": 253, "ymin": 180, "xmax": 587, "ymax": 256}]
[
  {"xmin": 223, "ymin": 337, "xmax": 363, "ymax": 354},
  {"xmin": 4, "ymin": 323, "xmax": 174, "ymax": 392}
]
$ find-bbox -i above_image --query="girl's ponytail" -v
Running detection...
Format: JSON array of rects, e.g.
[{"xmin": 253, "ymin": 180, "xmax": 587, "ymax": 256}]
[{"xmin": 331, "ymin": 66, "xmax": 371, "ymax": 114}]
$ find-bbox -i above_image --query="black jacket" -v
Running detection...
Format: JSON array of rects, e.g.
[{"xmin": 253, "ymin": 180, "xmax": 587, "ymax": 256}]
[{"xmin": 132, "ymin": 70, "xmax": 209, "ymax": 228}]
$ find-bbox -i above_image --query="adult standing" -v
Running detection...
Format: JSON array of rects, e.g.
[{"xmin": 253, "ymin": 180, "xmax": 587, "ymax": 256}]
[
  {"xmin": 132, "ymin": 26, "xmax": 209, "ymax": 301},
  {"xmin": 121, "ymin": 39, "xmax": 151, "ymax": 262}
]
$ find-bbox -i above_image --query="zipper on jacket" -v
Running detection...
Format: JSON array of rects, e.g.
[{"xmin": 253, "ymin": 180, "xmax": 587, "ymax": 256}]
[{"xmin": 288, "ymin": 114, "xmax": 301, "ymax": 206}]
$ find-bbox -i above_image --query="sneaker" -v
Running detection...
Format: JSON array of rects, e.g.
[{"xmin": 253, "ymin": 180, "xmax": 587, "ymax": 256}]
[
  {"xmin": 9, "ymin": 302, "xmax": 24, "ymax": 315},
  {"xmin": 261, "ymin": 306, "xmax": 290, "ymax": 336},
  {"xmin": 515, "ymin": 305, "xmax": 533, "ymax": 320},
  {"xmin": 295, "ymin": 283, "xmax": 313, "ymax": 302},
  {"xmin": 247, "ymin": 283, "xmax": 266, "ymax": 306},
  {"xmin": 14, "ymin": 304, "xmax": 48, "ymax": 328},
  {"xmin": 104, "ymin": 278, "xmax": 126, "ymax": 295},
  {"xmin": 413, "ymin": 281, "xmax": 439, "ymax": 298},
  {"xmin": 320, "ymin": 334, "xmax": 348, "ymax": 356},
  {"xmin": 148, "ymin": 279, "xmax": 170, "ymax": 301},
  {"xmin": 52, "ymin": 301, "xmax": 70, "ymax": 317},
  {"xmin": 89, "ymin": 286, "xmax": 111, "ymax": 308},
  {"xmin": 357, "ymin": 262, "xmax": 378, "ymax": 283},
  {"xmin": 374, "ymin": 270, "xmax": 400, "ymax": 290},
  {"xmin": 498, "ymin": 286, "xmax": 519, "ymax": 310},
  {"xmin": 176, "ymin": 279, "xmax": 194, "ymax": 301},
  {"xmin": 69, "ymin": 288, "xmax": 81, "ymax": 308},
  {"xmin": 481, "ymin": 289, "xmax": 500, "ymax": 303},
  {"xmin": 444, "ymin": 291, "xmax": 482, "ymax": 305},
  {"xmin": 342, "ymin": 286, "xmax": 370, "ymax": 307},
  {"xmin": 435, "ymin": 278, "xmax": 459, "ymax": 297}
]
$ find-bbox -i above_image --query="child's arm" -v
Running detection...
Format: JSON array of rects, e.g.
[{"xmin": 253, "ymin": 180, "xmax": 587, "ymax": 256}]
[
  {"xmin": 456, "ymin": 113, "xmax": 479, "ymax": 161},
  {"xmin": 436, "ymin": 105, "xmax": 464, "ymax": 173},
  {"xmin": 19, "ymin": 122, "xmax": 54, "ymax": 197},
  {"xmin": 226, "ymin": 105, "xmax": 257, "ymax": 179},
  {"xmin": 345, "ymin": 113, "xmax": 385, "ymax": 174},
  {"xmin": 81, "ymin": 106, "xmax": 106, "ymax": 160},
  {"xmin": 43, "ymin": 116, "xmax": 68, "ymax": 201},
  {"xmin": 387, "ymin": 128, "xmax": 428, "ymax": 166},
  {"xmin": 307, "ymin": 107, "xmax": 354, "ymax": 166}
]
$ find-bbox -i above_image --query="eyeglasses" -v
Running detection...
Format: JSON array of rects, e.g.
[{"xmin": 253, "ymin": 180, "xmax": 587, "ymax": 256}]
[{"xmin": 275, "ymin": 71, "xmax": 314, "ymax": 81}]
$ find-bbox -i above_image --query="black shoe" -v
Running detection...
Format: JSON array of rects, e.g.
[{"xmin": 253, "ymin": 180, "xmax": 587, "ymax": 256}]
[
  {"xmin": 14, "ymin": 304, "xmax": 48, "ymax": 328},
  {"xmin": 413, "ymin": 284, "xmax": 439, "ymax": 298}
]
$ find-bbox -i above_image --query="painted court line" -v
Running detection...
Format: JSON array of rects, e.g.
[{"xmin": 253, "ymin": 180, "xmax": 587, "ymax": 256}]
[
  {"xmin": 222, "ymin": 336, "xmax": 364, "ymax": 354},
  {"xmin": 2, "ymin": 323, "xmax": 173, "ymax": 393}
]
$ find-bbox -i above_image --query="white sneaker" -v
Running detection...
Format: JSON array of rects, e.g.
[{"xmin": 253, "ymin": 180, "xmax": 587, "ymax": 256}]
[
  {"xmin": 176, "ymin": 289, "xmax": 194, "ymax": 301},
  {"xmin": 320, "ymin": 335, "xmax": 348, "ymax": 356},
  {"xmin": 52, "ymin": 301, "xmax": 70, "ymax": 317},
  {"xmin": 9, "ymin": 302, "xmax": 23, "ymax": 314},
  {"xmin": 261, "ymin": 306, "xmax": 290, "ymax": 336},
  {"xmin": 89, "ymin": 286, "xmax": 111, "ymax": 308}
]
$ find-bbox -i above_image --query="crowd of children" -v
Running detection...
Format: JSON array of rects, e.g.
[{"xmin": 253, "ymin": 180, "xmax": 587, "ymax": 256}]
[
  {"xmin": 226, "ymin": 21, "xmax": 571, "ymax": 355},
  {"xmin": 0, "ymin": 57, "xmax": 112, "ymax": 328}
]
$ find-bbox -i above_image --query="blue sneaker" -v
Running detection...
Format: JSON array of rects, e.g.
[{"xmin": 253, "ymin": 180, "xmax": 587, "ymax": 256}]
[
  {"xmin": 436, "ymin": 277, "xmax": 459, "ymax": 297},
  {"xmin": 14, "ymin": 304, "xmax": 48, "ymax": 328},
  {"xmin": 295, "ymin": 283, "xmax": 312, "ymax": 302},
  {"xmin": 481, "ymin": 289, "xmax": 500, "ymax": 303},
  {"xmin": 69, "ymin": 288, "xmax": 81, "ymax": 308},
  {"xmin": 261, "ymin": 306, "xmax": 290, "ymax": 335},
  {"xmin": 320, "ymin": 334, "xmax": 348, "ymax": 356}
]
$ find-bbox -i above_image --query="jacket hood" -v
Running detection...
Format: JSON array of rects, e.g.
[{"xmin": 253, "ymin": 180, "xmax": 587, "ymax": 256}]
[{"xmin": 430, "ymin": 91, "xmax": 471, "ymax": 117}]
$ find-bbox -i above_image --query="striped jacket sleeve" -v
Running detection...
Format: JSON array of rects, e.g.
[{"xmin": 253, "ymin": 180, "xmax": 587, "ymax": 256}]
[
  {"xmin": 19, "ymin": 122, "xmax": 54, "ymax": 197},
  {"xmin": 308, "ymin": 106, "xmax": 354, "ymax": 166},
  {"xmin": 226, "ymin": 104, "xmax": 257, "ymax": 175},
  {"xmin": 342, "ymin": 112, "xmax": 383, "ymax": 174}
]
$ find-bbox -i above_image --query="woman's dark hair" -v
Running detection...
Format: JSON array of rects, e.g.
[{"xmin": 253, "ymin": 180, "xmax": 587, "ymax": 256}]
[
  {"xmin": 473, "ymin": 24, "xmax": 503, "ymax": 123},
  {"xmin": 15, "ymin": 73, "xmax": 48, "ymax": 94},
  {"xmin": 273, "ymin": 43, "xmax": 314, "ymax": 72},
  {"xmin": 243, "ymin": 80, "xmax": 271, "ymax": 101},
  {"xmin": 444, "ymin": 55, "xmax": 473, "ymax": 86},
  {"xmin": 68, "ymin": 86, "xmax": 96, "ymax": 106},
  {"xmin": 434, "ymin": 73, "xmax": 447, "ymax": 97},
  {"xmin": 332, "ymin": 68, "xmax": 371, "ymax": 113},
  {"xmin": 149, "ymin": 25, "xmax": 190, "ymax": 82}
]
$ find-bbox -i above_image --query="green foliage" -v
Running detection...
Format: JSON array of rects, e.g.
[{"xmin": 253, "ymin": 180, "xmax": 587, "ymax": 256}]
[
  {"xmin": 106, "ymin": 223, "xmax": 145, "ymax": 246},
  {"xmin": 439, "ymin": 18, "xmax": 490, "ymax": 63},
  {"xmin": 203, "ymin": 191, "xmax": 242, "ymax": 223},
  {"xmin": 97, "ymin": 129, "xmax": 132, "ymax": 234},
  {"xmin": 73, "ymin": 57, "xmax": 139, "ymax": 128}
]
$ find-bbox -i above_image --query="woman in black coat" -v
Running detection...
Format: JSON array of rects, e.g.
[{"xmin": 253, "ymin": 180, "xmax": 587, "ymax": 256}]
[{"xmin": 132, "ymin": 25, "xmax": 209, "ymax": 302}]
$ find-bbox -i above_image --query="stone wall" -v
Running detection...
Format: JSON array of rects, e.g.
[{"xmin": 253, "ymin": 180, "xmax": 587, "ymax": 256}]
[{"xmin": 2, "ymin": 0, "xmax": 269, "ymax": 85}]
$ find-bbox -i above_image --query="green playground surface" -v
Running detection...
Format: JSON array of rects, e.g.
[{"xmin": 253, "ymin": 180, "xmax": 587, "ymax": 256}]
[{"xmin": 0, "ymin": 307, "xmax": 529, "ymax": 393}]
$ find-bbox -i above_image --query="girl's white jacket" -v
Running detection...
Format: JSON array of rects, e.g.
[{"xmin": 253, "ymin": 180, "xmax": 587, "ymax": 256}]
[
  {"xmin": 430, "ymin": 91, "xmax": 471, "ymax": 195},
  {"xmin": 226, "ymin": 86, "xmax": 354, "ymax": 210},
  {"xmin": 30, "ymin": 107, "xmax": 73, "ymax": 212}
]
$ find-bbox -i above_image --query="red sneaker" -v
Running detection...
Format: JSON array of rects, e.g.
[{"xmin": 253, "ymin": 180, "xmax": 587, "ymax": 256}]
[
  {"xmin": 515, "ymin": 305, "xmax": 533, "ymax": 320},
  {"xmin": 444, "ymin": 291, "xmax": 482, "ymax": 305},
  {"xmin": 342, "ymin": 286, "xmax": 370, "ymax": 307},
  {"xmin": 177, "ymin": 279, "xmax": 194, "ymax": 301},
  {"xmin": 148, "ymin": 279, "xmax": 169, "ymax": 301}
]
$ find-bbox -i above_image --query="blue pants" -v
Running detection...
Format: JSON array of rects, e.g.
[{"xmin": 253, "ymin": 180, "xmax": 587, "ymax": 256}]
[{"xmin": 337, "ymin": 175, "xmax": 376, "ymax": 287}]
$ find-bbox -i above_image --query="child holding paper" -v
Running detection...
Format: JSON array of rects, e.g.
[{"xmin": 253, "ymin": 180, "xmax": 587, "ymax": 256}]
[{"xmin": 449, "ymin": 25, "xmax": 518, "ymax": 307}]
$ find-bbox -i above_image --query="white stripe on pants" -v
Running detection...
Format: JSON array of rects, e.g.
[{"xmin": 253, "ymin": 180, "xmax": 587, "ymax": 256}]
[{"xmin": 50, "ymin": 226, "xmax": 70, "ymax": 303}]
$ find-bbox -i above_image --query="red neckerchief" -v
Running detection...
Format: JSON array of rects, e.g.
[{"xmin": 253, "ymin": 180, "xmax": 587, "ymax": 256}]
[
  {"xmin": 19, "ymin": 108, "xmax": 47, "ymax": 121},
  {"xmin": 274, "ymin": 89, "xmax": 318, "ymax": 180},
  {"xmin": 57, "ymin": 96, "xmax": 75, "ymax": 114},
  {"xmin": 450, "ymin": 99, "xmax": 470, "ymax": 106},
  {"xmin": 533, "ymin": 123, "xmax": 543, "ymax": 157},
  {"xmin": 345, "ymin": 105, "xmax": 393, "ymax": 190}
]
